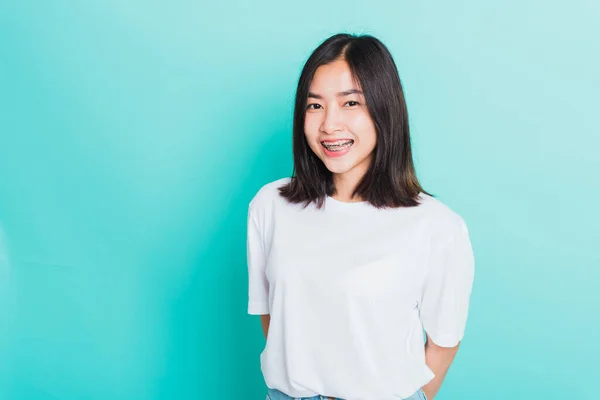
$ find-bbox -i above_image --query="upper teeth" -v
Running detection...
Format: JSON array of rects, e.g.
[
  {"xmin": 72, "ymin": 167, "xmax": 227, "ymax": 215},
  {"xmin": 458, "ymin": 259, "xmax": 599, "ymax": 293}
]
[{"xmin": 322, "ymin": 140, "xmax": 353, "ymax": 146}]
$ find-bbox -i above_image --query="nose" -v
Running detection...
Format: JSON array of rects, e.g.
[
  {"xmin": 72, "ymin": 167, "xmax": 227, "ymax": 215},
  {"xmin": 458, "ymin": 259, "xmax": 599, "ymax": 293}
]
[{"xmin": 320, "ymin": 106, "xmax": 344, "ymax": 134}]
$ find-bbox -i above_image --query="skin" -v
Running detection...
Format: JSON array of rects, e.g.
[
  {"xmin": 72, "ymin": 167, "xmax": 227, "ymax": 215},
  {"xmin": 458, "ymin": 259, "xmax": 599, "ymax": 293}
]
[
  {"xmin": 304, "ymin": 58, "xmax": 377, "ymax": 203},
  {"xmin": 258, "ymin": 58, "xmax": 460, "ymax": 400},
  {"xmin": 422, "ymin": 335, "xmax": 460, "ymax": 399}
]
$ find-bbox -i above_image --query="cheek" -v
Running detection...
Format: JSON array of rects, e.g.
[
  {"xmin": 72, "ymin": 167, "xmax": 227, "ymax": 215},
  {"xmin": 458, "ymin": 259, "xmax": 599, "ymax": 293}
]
[
  {"xmin": 304, "ymin": 116, "xmax": 318, "ymax": 132},
  {"xmin": 349, "ymin": 113, "xmax": 377, "ymax": 143},
  {"xmin": 303, "ymin": 121, "xmax": 320, "ymax": 152},
  {"xmin": 304, "ymin": 118, "xmax": 321, "ymax": 142}
]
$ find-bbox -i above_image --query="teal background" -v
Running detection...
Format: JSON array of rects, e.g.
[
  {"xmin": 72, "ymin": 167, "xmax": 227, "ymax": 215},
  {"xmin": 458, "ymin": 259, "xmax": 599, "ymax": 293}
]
[{"xmin": 1, "ymin": 1, "xmax": 599, "ymax": 399}]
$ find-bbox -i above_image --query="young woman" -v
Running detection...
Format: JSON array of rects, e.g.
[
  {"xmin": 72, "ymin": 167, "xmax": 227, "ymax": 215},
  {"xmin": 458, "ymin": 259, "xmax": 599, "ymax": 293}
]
[{"xmin": 247, "ymin": 33, "xmax": 475, "ymax": 400}]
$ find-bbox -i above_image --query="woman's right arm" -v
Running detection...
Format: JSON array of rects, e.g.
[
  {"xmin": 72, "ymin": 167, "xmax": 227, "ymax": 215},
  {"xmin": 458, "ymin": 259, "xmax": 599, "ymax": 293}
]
[{"xmin": 260, "ymin": 314, "xmax": 271, "ymax": 339}]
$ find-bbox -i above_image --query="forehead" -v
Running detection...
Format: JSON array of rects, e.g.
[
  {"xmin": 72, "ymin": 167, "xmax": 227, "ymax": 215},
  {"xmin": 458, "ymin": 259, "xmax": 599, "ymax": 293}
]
[{"xmin": 309, "ymin": 59, "xmax": 361, "ymax": 93}]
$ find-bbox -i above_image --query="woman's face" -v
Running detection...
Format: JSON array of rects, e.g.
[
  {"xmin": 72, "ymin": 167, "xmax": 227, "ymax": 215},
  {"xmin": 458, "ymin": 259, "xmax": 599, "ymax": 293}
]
[{"xmin": 304, "ymin": 59, "xmax": 377, "ymax": 181}]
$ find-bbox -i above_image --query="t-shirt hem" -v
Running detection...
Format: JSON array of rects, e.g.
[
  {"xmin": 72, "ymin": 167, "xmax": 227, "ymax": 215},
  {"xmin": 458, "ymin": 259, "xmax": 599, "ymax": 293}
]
[
  {"xmin": 248, "ymin": 301, "xmax": 269, "ymax": 315},
  {"xmin": 426, "ymin": 330, "xmax": 464, "ymax": 348}
]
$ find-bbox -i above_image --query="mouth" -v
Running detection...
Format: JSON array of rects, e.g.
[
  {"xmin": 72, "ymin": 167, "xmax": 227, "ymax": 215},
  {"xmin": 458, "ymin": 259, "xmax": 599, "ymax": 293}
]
[{"xmin": 320, "ymin": 139, "xmax": 354, "ymax": 152}]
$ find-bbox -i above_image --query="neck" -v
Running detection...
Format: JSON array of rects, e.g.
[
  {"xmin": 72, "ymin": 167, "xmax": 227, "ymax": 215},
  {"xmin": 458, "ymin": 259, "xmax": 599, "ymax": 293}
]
[
  {"xmin": 331, "ymin": 170, "xmax": 365, "ymax": 203},
  {"xmin": 330, "ymin": 153, "xmax": 374, "ymax": 202}
]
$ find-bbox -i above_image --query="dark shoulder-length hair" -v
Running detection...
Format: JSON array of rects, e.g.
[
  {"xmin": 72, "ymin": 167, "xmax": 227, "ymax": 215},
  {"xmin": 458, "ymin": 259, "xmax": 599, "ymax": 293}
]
[{"xmin": 278, "ymin": 33, "xmax": 434, "ymax": 209}]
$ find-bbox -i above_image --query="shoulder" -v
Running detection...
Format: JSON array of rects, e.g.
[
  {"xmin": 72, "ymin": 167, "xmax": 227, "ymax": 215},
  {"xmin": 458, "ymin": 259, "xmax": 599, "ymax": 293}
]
[
  {"xmin": 248, "ymin": 177, "xmax": 292, "ymax": 215},
  {"xmin": 416, "ymin": 193, "xmax": 470, "ymax": 244}
]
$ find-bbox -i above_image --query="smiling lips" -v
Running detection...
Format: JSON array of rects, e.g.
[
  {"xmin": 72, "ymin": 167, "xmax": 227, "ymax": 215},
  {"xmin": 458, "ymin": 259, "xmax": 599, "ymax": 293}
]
[{"xmin": 321, "ymin": 139, "xmax": 354, "ymax": 157}]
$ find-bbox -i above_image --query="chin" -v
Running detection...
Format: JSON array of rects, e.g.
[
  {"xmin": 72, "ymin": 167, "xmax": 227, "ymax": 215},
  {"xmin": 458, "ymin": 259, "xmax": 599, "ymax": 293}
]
[{"xmin": 323, "ymin": 161, "xmax": 354, "ymax": 175}]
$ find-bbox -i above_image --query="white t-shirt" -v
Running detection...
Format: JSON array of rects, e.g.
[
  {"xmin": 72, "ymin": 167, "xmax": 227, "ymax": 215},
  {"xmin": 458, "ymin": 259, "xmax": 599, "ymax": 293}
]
[{"xmin": 247, "ymin": 177, "xmax": 475, "ymax": 400}]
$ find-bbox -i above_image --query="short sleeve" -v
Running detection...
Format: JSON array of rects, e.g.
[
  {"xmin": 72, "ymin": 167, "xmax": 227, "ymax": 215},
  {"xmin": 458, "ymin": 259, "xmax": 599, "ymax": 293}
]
[
  {"xmin": 419, "ymin": 218, "xmax": 475, "ymax": 347},
  {"xmin": 247, "ymin": 207, "xmax": 270, "ymax": 315}
]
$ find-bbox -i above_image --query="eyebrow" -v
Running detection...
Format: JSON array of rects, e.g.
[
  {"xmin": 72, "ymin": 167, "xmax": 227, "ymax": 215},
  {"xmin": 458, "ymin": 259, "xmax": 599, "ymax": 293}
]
[{"xmin": 307, "ymin": 89, "xmax": 363, "ymax": 99}]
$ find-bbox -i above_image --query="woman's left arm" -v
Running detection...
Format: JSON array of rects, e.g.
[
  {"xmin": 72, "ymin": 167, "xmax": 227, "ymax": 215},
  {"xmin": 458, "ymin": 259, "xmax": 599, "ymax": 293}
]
[{"xmin": 421, "ymin": 334, "xmax": 460, "ymax": 400}]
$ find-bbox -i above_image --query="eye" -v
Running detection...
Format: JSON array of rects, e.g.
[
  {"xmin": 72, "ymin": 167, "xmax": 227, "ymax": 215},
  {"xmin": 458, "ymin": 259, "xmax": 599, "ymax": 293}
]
[
  {"xmin": 306, "ymin": 103, "xmax": 322, "ymax": 110},
  {"xmin": 345, "ymin": 101, "xmax": 360, "ymax": 107}
]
